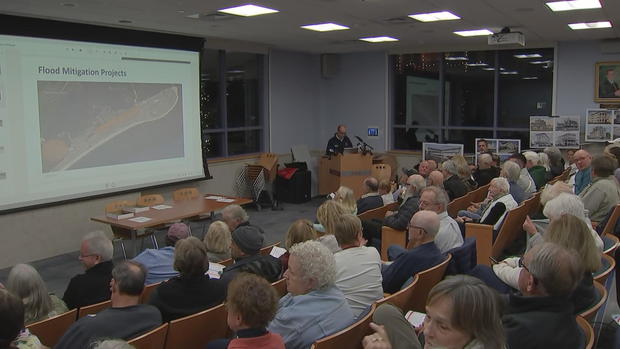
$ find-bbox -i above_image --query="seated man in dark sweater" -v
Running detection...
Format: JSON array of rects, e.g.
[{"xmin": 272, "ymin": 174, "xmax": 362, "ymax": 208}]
[
  {"xmin": 56, "ymin": 261, "xmax": 162, "ymax": 349},
  {"xmin": 63, "ymin": 231, "xmax": 114, "ymax": 310},
  {"xmin": 472, "ymin": 153, "xmax": 500, "ymax": 187},
  {"xmin": 356, "ymin": 177, "xmax": 384, "ymax": 214},
  {"xmin": 503, "ymin": 242, "xmax": 585, "ymax": 349}
]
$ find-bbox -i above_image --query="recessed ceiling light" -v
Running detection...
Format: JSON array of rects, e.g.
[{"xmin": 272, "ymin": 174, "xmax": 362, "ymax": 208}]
[
  {"xmin": 482, "ymin": 67, "xmax": 496, "ymax": 71},
  {"xmin": 445, "ymin": 56, "xmax": 468, "ymax": 61},
  {"xmin": 569, "ymin": 21, "xmax": 612, "ymax": 30},
  {"xmin": 359, "ymin": 36, "xmax": 399, "ymax": 43},
  {"xmin": 522, "ymin": 77, "xmax": 539, "ymax": 80},
  {"xmin": 546, "ymin": 0, "xmax": 601, "ymax": 12},
  {"xmin": 465, "ymin": 63, "xmax": 488, "ymax": 67},
  {"xmin": 218, "ymin": 4, "xmax": 279, "ymax": 17},
  {"xmin": 301, "ymin": 23, "xmax": 350, "ymax": 32},
  {"xmin": 453, "ymin": 29, "xmax": 493, "ymax": 37},
  {"xmin": 530, "ymin": 60, "xmax": 553, "ymax": 64},
  {"xmin": 500, "ymin": 71, "xmax": 519, "ymax": 75},
  {"xmin": 514, "ymin": 54, "xmax": 543, "ymax": 59},
  {"xmin": 409, "ymin": 11, "xmax": 460, "ymax": 22}
]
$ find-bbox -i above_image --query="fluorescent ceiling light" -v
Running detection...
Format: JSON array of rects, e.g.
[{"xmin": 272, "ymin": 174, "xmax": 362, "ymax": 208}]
[
  {"xmin": 514, "ymin": 54, "xmax": 543, "ymax": 59},
  {"xmin": 522, "ymin": 77, "xmax": 539, "ymax": 80},
  {"xmin": 409, "ymin": 11, "xmax": 460, "ymax": 22},
  {"xmin": 569, "ymin": 21, "xmax": 612, "ymax": 30},
  {"xmin": 359, "ymin": 36, "xmax": 399, "ymax": 43},
  {"xmin": 301, "ymin": 23, "xmax": 350, "ymax": 32},
  {"xmin": 465, "ymin": 63, "xmax": 488, "ymax": 67},
  {"xmin": 445, "ymin": 56, "xmax": 468, "ymax": 61},
  {"xmin": 546, "ymin": 0, "xmax": 601, "ymax": 12},
  {"xmin": 218, "ymin": 4, "xmax": 279, "ymax": 17},
  {"xmin": 530, "ymin": 60, "xmax": 552, "ymax": 64},
  {"xmin": 454, "ymin": 29, "xmax": 493, "ymax": 37},
  {"xmin": 482, "ymin": 67, "xmax": 496, "ymax": 71},
  {"xmin": 500, "ymin": 71, "xmax": 519, "ymax": 75}
]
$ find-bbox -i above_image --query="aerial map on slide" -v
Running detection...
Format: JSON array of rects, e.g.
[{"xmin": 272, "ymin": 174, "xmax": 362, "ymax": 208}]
[{"xmin": 38, "ymin": 81, "xmax": 184, "ymax": 173}]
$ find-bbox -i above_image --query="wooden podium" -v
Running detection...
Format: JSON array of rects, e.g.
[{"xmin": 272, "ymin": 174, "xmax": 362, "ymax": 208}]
[{"xmin": 319, "ymin": 153, "xmax": 373, "ymax": 198}]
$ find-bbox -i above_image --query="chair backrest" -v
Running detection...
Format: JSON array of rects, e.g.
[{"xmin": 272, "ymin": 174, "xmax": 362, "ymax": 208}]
[
  {"xmin": 26, "ymin": 308, "xmax": 78, "ymax": 347},
  {"xmin": 78, "ymin": 299, "xmax": 111, "ymax": 318},
  {"xmin": 380, "ymin": 226, "xmax": 407, "ymax": 261},
  {"xmin": 376, "ymin": 275, "xmax": 420, "ymax": 311},
  {"xmin": 447, "ymin": 193, "xmax": 471, "ymax": 218},
  {"xmin": 219, "ymin": 258, "xmax": 234, "ymax": 267},
  {"xmin": 468, "ymin": 183, "xmax": 490, "ymax": 204},
  {"xmin": 260, "ymin": 242, "xmax": 281, "ymax": 256},
  {"xmin": 576, "ymin": 316, "xmax": 594, "ymax": 349},
  {"xmin": 465, "ymin": 223, "xmax": 493, "ymax": 266},
  {"xmin": 137, "ymin": 194, "xmax": 165, "ymax": 207},
  {"xmin": 558, "ymin": 167, "xmax": 572, "ymax": 182},
  {"xmin": 579, "ymin": 281, "xmax": 607, "ymax": 321},
  {"xmin": 141, "ymin": 282, "xmax": 162, "ymax": 304},
  {"xmin": 128, "ymin": 323, "xmax": 169, "ymax": 349},
  {"xmin": 409, "ymin": 254, "xmax": 452, "ymax": 313},
  {"xmin": 105, "ymin": 200, "xmax": 134, "ymax": 213},
  {"xmin": 600, "ymin": 204, "xmax": 620, "ymax": 237},
  {"xmin": 492, "ymin": 203, "xmax": 529, "ymax": 259},
  {"xmin": 593, "ymin": 253, "xmax": 616, "ymax": 285},
  {"xmin": 357, "ymin": 203, "xmax": 394, "ymax": 222},
  {"xmin": 603, "ymin": 233, "xmax": 620, "ymax": 257},
  {"xmin": 310, "ymin": 304, "xmax": 376, "ymax": 349},
  {"xmin": 371, "ymin": 164, "xmax": 392, "ymax": 183},
  {"xmin": 272, "ymin": 278, "xmax": 288, "ymax": 298},
  {"xmin": 173, "ymin": 187, "xmax": 200, "ymax": 201},
  {"xmin": 523, "ymin": 191, "xmax": 541, "ymax": 216},
  {"xmin": 445, "ymin": 237, "xmax": 477, "ymax": 275},
  {"xmin": 165, "ymin": 303, "xmax": 229, "ymax": 349}
]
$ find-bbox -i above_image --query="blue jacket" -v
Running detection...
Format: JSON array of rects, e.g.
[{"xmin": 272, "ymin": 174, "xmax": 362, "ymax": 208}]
[
  {"xmin": 574, "ymin": 168, "xmax": 591, "ymax": 195},
  {"xmin": 132, "ymin": 246, "xmax": 177, "ymax": 285},
  {"xmin": 381, "ymin": 242, "xmax": 445, "ymax": 293}
]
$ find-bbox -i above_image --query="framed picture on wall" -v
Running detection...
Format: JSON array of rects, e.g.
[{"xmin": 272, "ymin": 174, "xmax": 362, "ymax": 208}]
[
  {"xmin": 595, "ymin": 61, "xmax": 620, "ymax": 103},
  {"xmin": 422, "ymin": 143, "xmax": 463, "ymax": 163}
]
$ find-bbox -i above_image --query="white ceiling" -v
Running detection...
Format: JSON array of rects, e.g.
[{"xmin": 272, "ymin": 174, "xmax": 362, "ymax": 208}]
[{"xmin": 1, "ymin": 0, "xmax": 619, "ymax": 53}]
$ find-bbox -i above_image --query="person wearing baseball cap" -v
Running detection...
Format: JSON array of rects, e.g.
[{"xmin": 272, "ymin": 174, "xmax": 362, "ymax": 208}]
[{"xmin": 132, "ymin": 223, "xmax": 190, "ymax": 284}]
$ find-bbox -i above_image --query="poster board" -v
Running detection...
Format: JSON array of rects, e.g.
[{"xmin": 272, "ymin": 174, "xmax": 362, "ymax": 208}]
[
  {"xmin": 474, "ymin": 138, "xmax": 521, "ymax": 164},
  {"xmin": 585, "ymin": 109, "xmax": 614, "ymax": 142},
  {"xmin": 529, "ymin": 116, "xmax": 580, "ymax": 149},
  {"xmin": 422, "ymin": 143, "xmax": 463, "ymax": 163}
]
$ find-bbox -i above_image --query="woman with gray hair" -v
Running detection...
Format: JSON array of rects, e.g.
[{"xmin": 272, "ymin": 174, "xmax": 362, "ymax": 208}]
[
  {"xmin": 501, "ymin": 160, "xmax": 529, "ymax": 204},
  {"xmin": 6, "ymin": 264, "xmax": 68, "ymax": 325},
  {"xmin": 456, "ymin": 177, "xmax": 518, "ymax": 231},
  {"xmin": 544, "ymin": 146, "xmax": 565, "ymax": 177},
  {"xmin": 268, "ymin": 240, "xmax": 354, "ymax": 349}
]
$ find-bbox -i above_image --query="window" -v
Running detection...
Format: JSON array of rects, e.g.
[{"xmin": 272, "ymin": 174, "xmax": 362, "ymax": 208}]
[
  {"xmin": 391, "ymin": 48, "xmax": 554, "ymax": 153},
  {"xmin": 201, "ymin": 49, "xmax": 265, "ymax": 158}
]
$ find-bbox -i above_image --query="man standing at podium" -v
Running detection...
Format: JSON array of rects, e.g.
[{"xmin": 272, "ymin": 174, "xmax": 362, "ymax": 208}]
[{"xmin": 326, "ymin": 124, "xmax": 353, "ymax": 155}]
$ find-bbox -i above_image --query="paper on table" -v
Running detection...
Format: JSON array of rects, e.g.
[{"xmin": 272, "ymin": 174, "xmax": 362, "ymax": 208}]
[
  {"xmin": 405, "ymin": 311, "xmax": 426, "ymax": 328},
  {"xmin": 205, "ymin": 196, "xmax": 222, "ymax": 200},
  {"xmin": 129, "ymin": 216, "xmax": 152, "ymax": 223},
  {"xmin": 269, "ymin": 246, "xmax": 287, "ymax": 258},
  {"xmin": 216, "ymin": 198, "xmax": 235, "ymax": 203},
  {"xmin": 152, "ymin": 204, "xmax": 172, "ymax": 210}
]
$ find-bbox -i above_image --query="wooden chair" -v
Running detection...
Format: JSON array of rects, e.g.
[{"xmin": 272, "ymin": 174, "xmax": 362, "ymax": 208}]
[
  {"xmin": 594, "ymin": 253, "xmax": 616, "ymax": 285},
  {"xmin": 523, "ymin": 191, "xmax": 541, "ymax": 216},
  {"xmin": 260, "ymin": 242, "xmax": 281, "ymax": 256},
  {"xmin": 576, "ymin": 316, "xmax": 595, "ymax": 349},
  {"xmin": 380, "ymin": 226, "xmax": 406, "ymax": 261},
  {"xmin": 128, "ymin": 323, "xmax": 169, "ymax": 349},
  {"xmin": 272, "ymin": 278, "xmax": 288, "ymax": 298},
  {"xmin": 137, "ymin": 194, "xmax": 165, "ymax": 206},
  {"xmin": 465, "ymin": 223, "xmax": 493, "ymax": 266},
  {"xmin": 579, "ymin": 281, "xmax": 607, "ymax": 321},
  {"xmin": 173, "ymin": 187, "xmax": 200, "ymax": 201},
  {"xmin": 468, "ymin": 183, "xmax": 490, "ymax": 204},
  {"xmin": 219, "ymin": 258, "xmax": 234, "ymax": 267},
  {"xmin": 376, "ymin": 275, "xmax": 419, "ymax": 310},
  {"xmin": 603, "ymin": 233, "xmax": 620, "ymax": 257},
  {"xmin": 78, "ymin": 299, "xmax": 111, "ymax": 318},
  {"xmin": 408, "ymin": 254, "xmax": 452, "ymax": 313},
  {"xmin": 164, "ymin": 303, "xmax": 229, "ymax": 349},
  {"xmin": 310, "ymin": 304, "xmax": 376, "ymax": 349},
  {"xmin": 600, "ymin": 204, "xmax": 620, "ymax": 238},
  {"xmin": 491, "ymin": 203, "xmax": 529, "ymax": 259},
  {"xmin": 447, "ymin": 193, "xmax": 472, "ymax": 218},
  {"xmin": 371, "ymin": 164, "xmax": 391, "ymax": 183},
  {"xmin": 141, "ymin": 282, "xmax": 162, "ymax": 304},
  {"xmin": 26, "ymin": 308, "xmax": 78, "ymax": 347},
  {"xmin": 558, "ymin": 167, "xmax": 572, "ymax": 182},
  {"xmin": 357, "ymin": 202, "xmax": 398, "ymax": 221}
]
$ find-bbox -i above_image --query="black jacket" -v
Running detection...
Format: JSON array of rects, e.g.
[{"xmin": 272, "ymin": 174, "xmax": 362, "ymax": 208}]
[
  {"xmin": 220, "ymin": 254, "xmax": 282, "ymax": 286},
  {"xmin": 473, "ymin": 167, "xmax": 500, "ymax": 187},
  {"xmin": 383, "ymin": 196, "xmax": 420, "ymax": 231},
  {"xmin": 63, "ymin": 260, "xmax": 113, "ymax": 310},
  {"xmin": 444, "ymin": 175, "xmax": 468, "ymax": 201},
  {"xmin": 325, "ymin": 134, "xmax": 352, "ymax": 155},
  {"xmin": 356, "ymin": 194, "xmax": 384, "ymax": 215}
]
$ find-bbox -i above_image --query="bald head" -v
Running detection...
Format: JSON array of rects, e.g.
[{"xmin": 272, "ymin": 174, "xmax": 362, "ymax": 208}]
[
  {"xmin": 427, "ymin": 160, "xmax": 438, "ymax": 171},
  {"xmin": 573, "ymin": 150, "xmax": 591, "ymax": 171},
  {"xmin": 363, "ymin": 177, "xmax": 379, "ymax": 193},
  {"xmin": 411, "ymin": 210, "xmax": 440, "ymax": 237},
  {"xmin": 428, "ymin": 170, "xmax": 444, "ymax": 187}
]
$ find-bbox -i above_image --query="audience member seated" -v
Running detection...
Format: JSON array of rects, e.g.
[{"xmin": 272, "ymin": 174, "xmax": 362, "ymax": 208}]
[
  {"xmin": 91, "ymin": 339, "xmax": 134, "ymax": 349},
  {"xmin": 452, "ymin": 155, "xmax": 478, "ymax": 192},
  {"xmin": 572, "ymin": 149, "xmax": 592, "ymax": 195},
  {"xmin": 605, "ymin": 143, "xmax": 620, "ymax": 183},
  {"xmin": 501, "ymin": 160, "xmax": 529, "ymax": 204},
  {"xmin": 473, "ymin": 153, "xmax": 500, "ymax": 187},
  {"xmin": 148, "ymin": 237, "xmax": 226, "ymax": 322},
  {"xmin": 440, "ymin": 159, "xmax": 468, "ymax": 201},
  {"xmin": 544, "ymin": 146, "xmax": 565, "ymax": 178},
  {"xmin": 268, "ymin": 241, "xmax": 354, "ymax": 349},
  {"xmin": 220, "ymin": 226, "xmax": 282, "ymax": 285},
  {"xmin": 502, "ymin": 243, "xmax": 585, "ymax": 349},
  {"xmin": 221, "ymin": 204, "xmax": 264, "ymax": 234},
  {"xmin": 132, "ymin": 223, "xmax": 190, "ymax": 284},
  {"xmin": 524, "ymin": 151, "xmax": 549, "ymax": 190},
  {"xmin": 207, "ymin": 273, "xmax": 285, "ymax": 349},
  {"xmin": 63, "ymin": 231, "xmax": 114, "ymax": 310},
  {"xmin": 56, "ymin": 261, "xmax": 162, "ymax": 349},
  {"xmin": 204, "ymin": 221, "xmax": 232, "ymax": 263},
  {"xmin": 333, "ymin": 214, "xmax": 383, "ymax": 317},
  {"xmin": 357, "ymin": 177, "xmax": 384, "ymax": 214},
  {"xmin": 427, "ymin": 170, "xmax": 444, "ymax": 188},
  {"xmin": 0, "ymin": 289, "xmax": 44, "ymax": 349},
  {"xmin": 508, "ymin": 153, "xmax": 536, "ymax": 195},
  {"xmin": 456, "ymin": 177, "xmax": 517, "ymax": 231},
  {"xmin": 417, "ymin": 160, "xmax": 431, "ymax": 178},
  {"xmin": 363, "ymin": 275, "xmax": 505, "ymax": 349},
  {"xmin": 334, "ymin": 186, "xmax": 357, "ymax": 215},
  {"xmin": 6, "ymin": 264, "xmax": 68, "ymax": 325},
  {"xmin": 579, "ymin": 154, "xmax": 620, "ymax": 222},
  {"xmin": 419, "ymin": 186, "xmax": 462, "ymax": 253},
  {"xmin": 382, "ymin": 211, "xmax": 446, "ymax": 293},
  {"xmin": 427, "ymin": 160, "xmax": 438, "ymax": 173},
  {"xmin": 315, "ymin": 200, "xmax": 347, "ymax": 253},
  {"xmin": 280, "ymin": 219, "xmax": 317, "ymax": 273},
  {"xmin": 378, "ymin": 179, "xmax": 396, "ymax": 206}
]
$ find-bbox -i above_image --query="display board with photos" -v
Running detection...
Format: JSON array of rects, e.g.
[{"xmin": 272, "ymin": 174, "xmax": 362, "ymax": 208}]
[
  {"xmin": 474, "ymin": 138, "xmax": 521, "ymax": 164},
  {"xmin": 422, "ymin": 143, "xmax": 464, "ymax": 163},
  {"xmin": 529, "ymin": 116, "xmax": 580, "ymax": 149},
  {"xmin": 585, "ymin": 109, "xmax": 617, "ymax": 142}
]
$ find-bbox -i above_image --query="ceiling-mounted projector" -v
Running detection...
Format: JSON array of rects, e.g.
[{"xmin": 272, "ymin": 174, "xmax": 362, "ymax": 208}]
[{"xmin": 488, "ymin": 27, "xmax": 525, "ymax": 46}]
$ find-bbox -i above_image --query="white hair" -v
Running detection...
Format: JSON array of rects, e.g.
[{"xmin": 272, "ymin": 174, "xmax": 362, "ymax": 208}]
[
  {"xmin": 523, "ymin": 151, "xmax": 540, "ymax": 166},
  {"xmin": 538, "ymin": 152, "xmax": 550, "ymax": 171},
  {"xmin": 83, "ymin": 231, "xmax": 113, "ymax": 261},
  {"xmin": 408, "ymin": 174, "xmax": 427, "ymax": 195},
  {"xmin": 91, "ymin": 339, "xmax": 135, "ymax": 349},
  {"xmin": 478, "ymin": 153, "xmax": 492, "ymax": 166},
  {"xmin": 501, "ymin": 160, "xmax": 521, "ymax": 182},
  {"xmin": 289, "ymin": 240, "xmax": 336, "ymax": 290},
  {"xmin": 441, "ymin": 160, "xmax": 459, "ymax": 176},
  {"xmin": 490, "ymin": 177, "xmax": 510, "ymax": 195},
  {"xmin": 543, "ymin": 193, "xmax": 587, "ymax": 222},
  {"xmin": 221, "ymin": 204, "xmax": 249, "ymax": 223}
]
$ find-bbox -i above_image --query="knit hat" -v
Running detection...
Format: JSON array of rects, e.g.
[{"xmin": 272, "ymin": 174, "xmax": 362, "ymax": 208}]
[
  {"xmin": 167, "ymin": 223, "xmax": 190, "ymax": 243},
  {"xmin": 232, "ymin": 225, "xmax": 264, "ymax": 255}
]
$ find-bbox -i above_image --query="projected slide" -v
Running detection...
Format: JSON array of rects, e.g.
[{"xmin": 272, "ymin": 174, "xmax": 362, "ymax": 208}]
[{"xmin": 39, "ymin": 82, "xmax": 184, "ymax": 172}]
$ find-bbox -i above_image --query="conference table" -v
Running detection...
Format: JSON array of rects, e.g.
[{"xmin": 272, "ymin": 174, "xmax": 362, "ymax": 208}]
[{"xmin": 91, "ymin": 194, "xmax": 252, "ymax": 257}]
